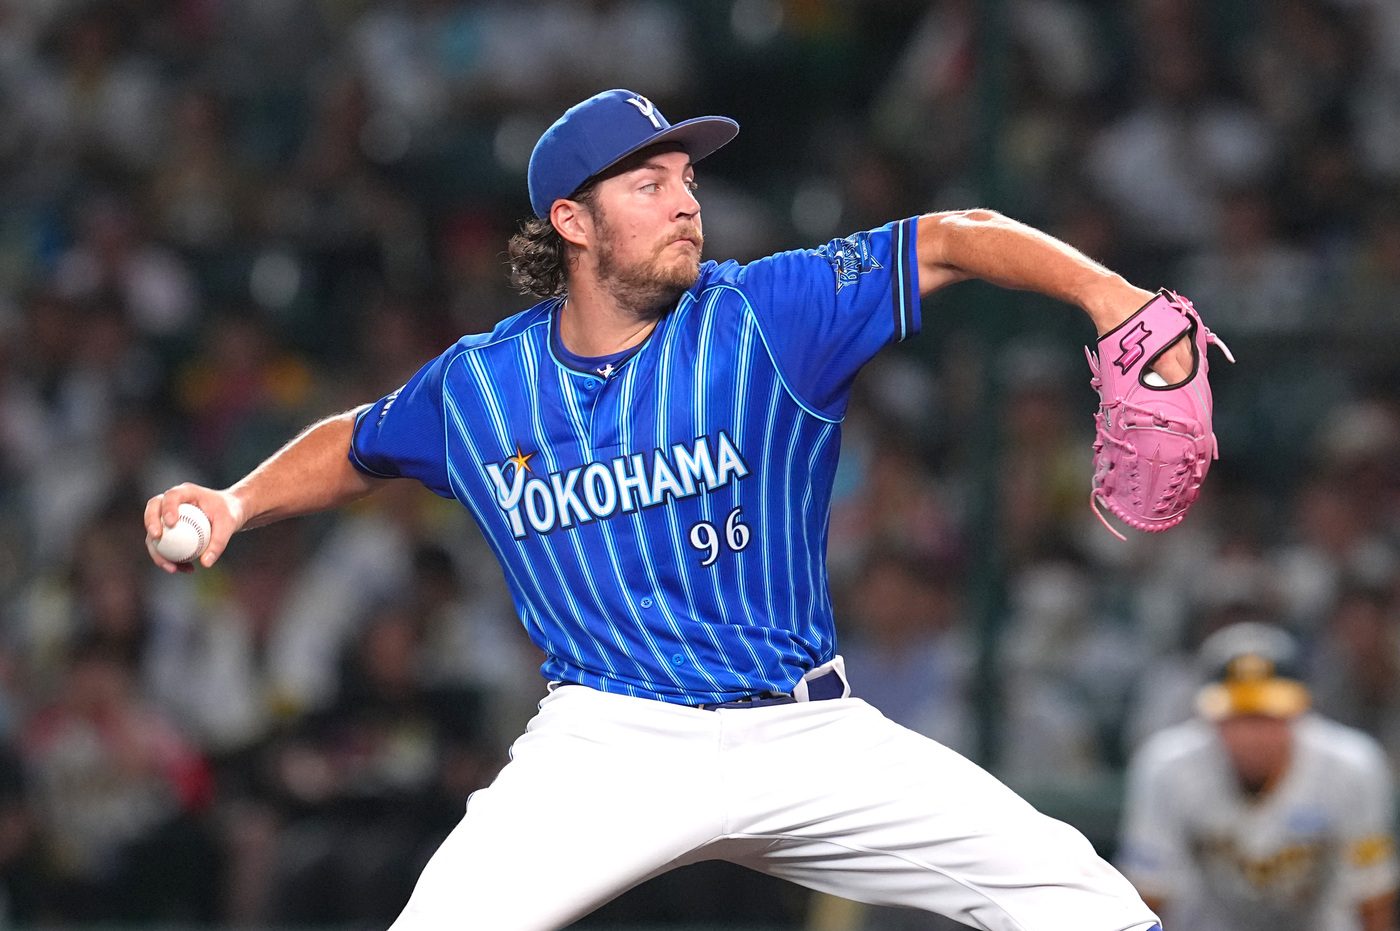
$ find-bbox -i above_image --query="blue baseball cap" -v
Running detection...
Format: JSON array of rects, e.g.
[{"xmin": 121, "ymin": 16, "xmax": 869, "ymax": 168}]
[{"xmin": 528, "ymin": 89, "xmax": 739, "ymax": 219}]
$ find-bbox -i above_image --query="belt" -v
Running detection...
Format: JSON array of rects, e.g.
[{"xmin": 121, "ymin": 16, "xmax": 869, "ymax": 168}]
[{"xmin": 696, "ymin": 666, "xmax": 847, "ymax": 711}]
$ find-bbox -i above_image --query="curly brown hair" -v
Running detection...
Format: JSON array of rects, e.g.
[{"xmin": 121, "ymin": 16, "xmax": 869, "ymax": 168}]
[
  {"xmin": 506, "ymin": 143, "xmax": 686, "ymax": 299},
  {"xmin": 507, "ymin": 185, "xmax": 598, "ymax": 299}
]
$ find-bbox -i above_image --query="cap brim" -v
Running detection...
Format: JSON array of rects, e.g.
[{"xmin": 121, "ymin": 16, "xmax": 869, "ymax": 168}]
[
  {"xmin": 588, "ymin": 115, "xmax": 739, "ymax": 186},
  {"xmin": 1197, "ymin": 679, "xmax": 1311, "ymax": 720}
]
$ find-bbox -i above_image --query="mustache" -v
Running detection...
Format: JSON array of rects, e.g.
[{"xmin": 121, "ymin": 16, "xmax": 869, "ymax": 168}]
[{"xmin": 669, "ymin": 227, "xmax": 703, "ymax": 248}]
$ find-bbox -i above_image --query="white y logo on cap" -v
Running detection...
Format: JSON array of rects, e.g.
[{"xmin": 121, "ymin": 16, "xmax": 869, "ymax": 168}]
[{"xmin": 626, "ymin": 95, "xmax": 663, "ymax": 130}]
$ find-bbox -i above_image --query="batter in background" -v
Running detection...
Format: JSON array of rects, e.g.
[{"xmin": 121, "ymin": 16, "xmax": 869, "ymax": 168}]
[
  {"xmin": 1119, "ymin": 622, "xmax": 1398, "ymax": 931},
  {"xmin": 144, "ymin": 89, "xmax": 1196, "ymax": 931}
]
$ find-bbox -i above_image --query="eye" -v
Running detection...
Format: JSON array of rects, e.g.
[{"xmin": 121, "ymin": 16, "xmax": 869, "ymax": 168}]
[
  {"xmin": 685, "ymin": 179, "xmax": 699, "ymax": 193},
  {"xmin": 640, "ymin": 182, "xmax": 660, "ymax": 193}
]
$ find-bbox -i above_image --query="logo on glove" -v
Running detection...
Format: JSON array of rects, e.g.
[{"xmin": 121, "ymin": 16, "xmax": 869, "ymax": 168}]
[{"xmin": 1114, "ymin": 322, "xmax": 1153, "ymax": 374}]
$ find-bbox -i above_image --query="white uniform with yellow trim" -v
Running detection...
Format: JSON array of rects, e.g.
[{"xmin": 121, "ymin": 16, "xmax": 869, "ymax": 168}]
[{"xmin": 1118, "ymin": 713, "xmax": 1398, "ymax": 931}]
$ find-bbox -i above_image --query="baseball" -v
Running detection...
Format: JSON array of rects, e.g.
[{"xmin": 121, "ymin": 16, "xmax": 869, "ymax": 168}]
[{"xmin": 151, "ymin": 503, "xmax": 211, "ymax": 564}]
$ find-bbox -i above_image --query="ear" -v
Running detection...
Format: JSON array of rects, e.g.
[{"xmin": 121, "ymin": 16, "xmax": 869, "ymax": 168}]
[{"xmin": 551, "ymin": 199, "xmax": 592, "ymax": 249}]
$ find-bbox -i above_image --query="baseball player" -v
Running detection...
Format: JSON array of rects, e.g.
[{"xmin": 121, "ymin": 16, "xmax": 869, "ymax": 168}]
[
  {"xmin": 1119, "ymin": 622, "xmax": 1398, "ymax": 931},
  {"xmin": 144, "ymin": 89, "xmax": 1183, "ymax": 930}
]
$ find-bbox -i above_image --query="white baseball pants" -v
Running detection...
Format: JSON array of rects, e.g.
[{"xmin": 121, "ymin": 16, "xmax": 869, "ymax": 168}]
[{"xmin": 388, "ymin": 682, "xmax": 1160, "ymax": 931}]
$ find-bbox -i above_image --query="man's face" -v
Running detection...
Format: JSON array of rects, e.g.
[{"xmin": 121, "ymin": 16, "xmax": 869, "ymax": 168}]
[
  {"xmin": 1218, "ymin": 714, "xmax": 1294, "ymax": 794},
  {"xmin": 585, "ymin": 147, "xmax": 704, "ymax": 316}
]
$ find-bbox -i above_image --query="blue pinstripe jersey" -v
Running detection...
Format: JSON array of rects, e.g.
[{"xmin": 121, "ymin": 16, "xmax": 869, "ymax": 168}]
[{"xmin": 350, "ymin": 218, "xmax": 921, "ymax": 704}]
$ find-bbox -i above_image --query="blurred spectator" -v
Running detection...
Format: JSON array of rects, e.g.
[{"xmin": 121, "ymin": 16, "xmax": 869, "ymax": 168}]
[
  {"xmin": 474, "ymin": 0, "xmax": 694, "ymax": 106},
  {"xmin": 993, "ymin": 342, "xmax": 1091, "ymax": 565},
  {"xmin": 15, "ymin": 299, "xmax": 168, "ymax": 558},
  {"xmin": 409, "ymin": 542, "xmax": 544, "ymax": 742},
  {"xmin": 27, "ymin": 403, "xmax": 193, "ymax": 568},
  {"xmin": 260, "ymin": 605, "xmax": 494, "ymax": 925},
  {"xmin": 828, "ymin": 366, "xmax": 961, "ymax": 586},
  {"xmin": 348, "ymin": 1, "xmax": 488, "ymax": 142},
  {"xmin": 52, "ymin": 194, "xmax": 199, "ymax": 340},
  {"xmin": 999, "ymin": 544, "xmax": 1144, "ymax": 781},
  {"xmin": 19, "ymin": 636, "xmax": 217, "ymax": 923},
  {"xmin": 870, "ymin": 0, "xmax": 977, "ymax": 188},
  {"xmin": 1239, "ymin": 0, "xmax": 1360, "ymax": 142},
  {"xmin": 828, "ymin": 423, "xmax": 957, "ymax": 582},
  {"xmin": 145, "ymin": 521, "xmax": 310, "ymax": 760},
  {"xmin": 1178, "ymin": 187, "xmax": 1318, "ymax": 337},
  {"xmin": 1275, "ymin": 132, "xmax": 1367, "ymax": 258},
  {"xmin": 251, "ymin": 480, "xmax": 475, "ymax": 718},
  {"xmin": 353, "ymin": 290, "xmax": 456, "ymax": 400},
  {"xmin": 22, "ymin": 5, "xmax": 166, "ymax": 183},
  {"xmin": 204, "ymin": 0, "xmax": 329, "ymax": 159},
  {"xmin": 0, "ymin": 307, "xmax": 46, "ymax": 484},
  {"xmin": 875, "ymin": 0, "xmax": 1106, "ymax": 203},
  {"xmin": 1340, "ymin": 205, "xmax": 1400, "ymax": 337},
  {"xmin": 835, "ymin": 145, "xmax": 917, "ymax": 236},
  {"xmin": 840, "ymin": 547, "xmax": 973, "ymax": 756},
  {"xmin": 1048, "ymin": 189, "xmax": 1157, "ymax": 287},
  {"xmin": 1312, "ymin": 399, "xmax": 1400, "ymax": 538},
  {"xmin": 174, "ymin": 311, "xmax": 314, "ymax": 482},
  {"xmin": 11, "ymin": 503, "xmax": 171, "ymax": 708},
  {"xmin": 1350, "ymin": 0, "xmax": 1400, "ymax": 182},
  {"xmin": 148, "ymin": 87, "xmax": 250, "ymax": 251},
  {"xmin": 13, "ymin": 289, "xmax": 111, "ymax": 463},
  {"xmin": 1273, "ymin": 475, "xmax": 1397, "ymax": 631},
  {"xmin": 1309, "ymin": 584, "xmax": 1400, "ymax": 771},
  {"xmin": 438, "ymin": 211, "xmax": 521, "ymax": 336},
  {"xmin": 1123, "ymin": 544, "xmax": 1285, "ymax": 751},
  {"xmin": 1087, "ymin": 1, "xmax": 1275, "ymax": 252},
  {"xmin": 0, "ymin": 743, "xmax": 39, "ymax": 924}
]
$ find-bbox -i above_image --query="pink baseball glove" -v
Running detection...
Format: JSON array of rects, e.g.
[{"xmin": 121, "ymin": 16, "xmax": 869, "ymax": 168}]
[{"xmin": 1085, "ymin": 289, "xmax": 1235, "ymax": 539}]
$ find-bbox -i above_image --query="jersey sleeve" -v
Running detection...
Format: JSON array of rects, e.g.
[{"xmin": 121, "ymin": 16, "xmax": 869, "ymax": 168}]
[
  {"xmin": 348, "ymin": 346, "xmax": 456, "ymax": 498},
  {"xmin": 1334, "ymin": 735, "xmax": 1399, "ymax": 904},
  {"xmin": 1117, "ymin": 734, "xmax": 1191, "ymax": 903},
  {"xmin": 728, "ymin": 217, "xmax": 921, "ymax": 417}
]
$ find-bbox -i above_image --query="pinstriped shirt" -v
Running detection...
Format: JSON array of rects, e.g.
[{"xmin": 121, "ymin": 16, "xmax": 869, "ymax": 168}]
[{"xmin": 350, "ymin": 219, "xmax": 921, "ymax": 704}]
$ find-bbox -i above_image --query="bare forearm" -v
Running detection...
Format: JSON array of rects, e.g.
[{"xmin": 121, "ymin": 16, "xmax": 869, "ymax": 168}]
[
  {"xmin": 916, "ymin": 210, "xmax": 1151, "ymax": 334},
  {"xmin": 145, "ymin": 407, "xmax": 384, "ymax": 571},
  {"xmin": 230, "ymin": 408, "xmax": 380, "ymax": 530}
]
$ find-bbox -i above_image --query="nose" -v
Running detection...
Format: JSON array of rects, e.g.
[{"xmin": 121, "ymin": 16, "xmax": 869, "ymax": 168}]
[{"xmin": 674, "ymin": 185, "xmax": 700, "ymax": 219}]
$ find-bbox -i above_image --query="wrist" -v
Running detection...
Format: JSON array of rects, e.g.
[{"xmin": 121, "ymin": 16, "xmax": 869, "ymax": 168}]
[
  {"xmin": 1081, "ymin": 276, "xmax": 1155, "ymax": 336},
  {"xmin": 223, "ymin": 485, "xmax": 252, "ymax": 532}
]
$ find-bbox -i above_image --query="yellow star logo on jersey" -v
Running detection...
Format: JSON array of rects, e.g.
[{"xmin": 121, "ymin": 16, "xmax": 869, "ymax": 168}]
[{"xmin": 507, "ymin": 445, "xmax": 535, "ymax": 475}]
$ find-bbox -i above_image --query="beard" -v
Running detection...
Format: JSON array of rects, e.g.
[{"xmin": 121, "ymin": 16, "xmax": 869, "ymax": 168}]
[{"xmin": 593, "ymin": 213, "xmax": 704, "ymax": 321}]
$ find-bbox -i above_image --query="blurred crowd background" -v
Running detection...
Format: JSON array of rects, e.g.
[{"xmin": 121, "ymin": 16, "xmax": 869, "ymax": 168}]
[{"xmin": 1, "ymin": 0, "xmax": 1399, "ymax": 927}]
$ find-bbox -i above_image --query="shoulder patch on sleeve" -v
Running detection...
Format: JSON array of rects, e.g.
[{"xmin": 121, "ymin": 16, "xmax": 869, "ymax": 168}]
[{"xmin": 816, "ymin": 232, "xmax": 883, "ymax": 291}]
